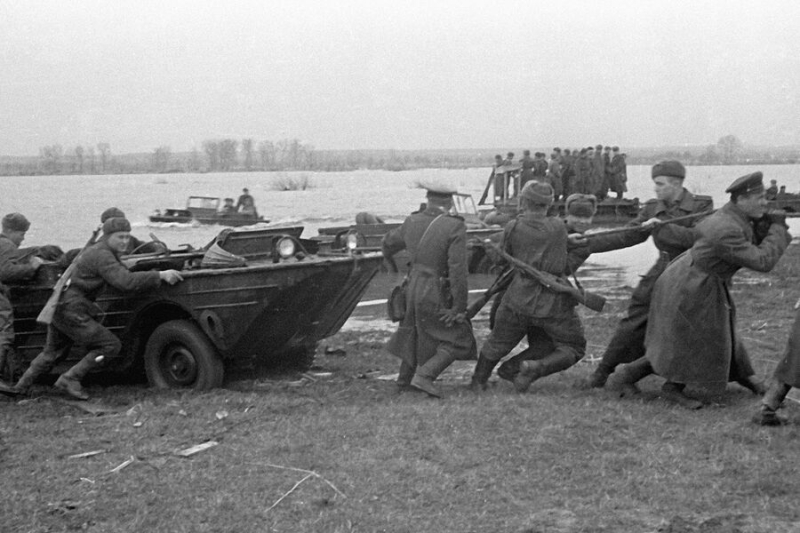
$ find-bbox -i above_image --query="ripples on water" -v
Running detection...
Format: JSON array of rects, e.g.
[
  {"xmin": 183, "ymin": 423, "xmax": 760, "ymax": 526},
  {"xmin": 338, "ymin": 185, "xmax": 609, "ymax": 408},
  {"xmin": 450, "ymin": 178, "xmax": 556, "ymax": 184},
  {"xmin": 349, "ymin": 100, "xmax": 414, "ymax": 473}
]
[{"xmin": 3, "ymin": 164, "xmax": 799, "ymax": 288}]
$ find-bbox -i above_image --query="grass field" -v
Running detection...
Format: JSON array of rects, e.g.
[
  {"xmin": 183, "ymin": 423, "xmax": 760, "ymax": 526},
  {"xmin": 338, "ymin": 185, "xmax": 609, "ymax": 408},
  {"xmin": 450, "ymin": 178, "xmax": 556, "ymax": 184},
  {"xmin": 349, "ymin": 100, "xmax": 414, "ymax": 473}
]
[{"xmin": 2, "ymin": 246, "xmax": 800, "ymax": 533}]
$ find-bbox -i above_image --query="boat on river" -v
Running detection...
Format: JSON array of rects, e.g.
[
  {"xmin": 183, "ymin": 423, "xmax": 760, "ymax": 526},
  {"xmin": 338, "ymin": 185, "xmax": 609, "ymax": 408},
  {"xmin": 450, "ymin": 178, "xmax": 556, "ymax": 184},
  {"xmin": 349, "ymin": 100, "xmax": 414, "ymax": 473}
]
[
  {"xmin": 477, "ymin": 164, "xmax": 640, "ymax": 227},
  {"xmin": 149, "ymin": 196, "xmax": 267, "ymax": 226},
  {"xmin": 767, "ymin": 191, "xmax": 800, "ymax": 213},
  {"xmin": 6, "ymin": 226, "xmax": 383, "ymax": 390}
]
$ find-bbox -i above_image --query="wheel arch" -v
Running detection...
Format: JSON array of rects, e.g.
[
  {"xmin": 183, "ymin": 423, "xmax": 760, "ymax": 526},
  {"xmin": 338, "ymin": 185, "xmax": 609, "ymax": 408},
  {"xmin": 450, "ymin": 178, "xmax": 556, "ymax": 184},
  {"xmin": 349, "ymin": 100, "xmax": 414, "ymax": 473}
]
[{"xmin": 126, "ymin": 301, "xmax": 195, "ymax": 368}]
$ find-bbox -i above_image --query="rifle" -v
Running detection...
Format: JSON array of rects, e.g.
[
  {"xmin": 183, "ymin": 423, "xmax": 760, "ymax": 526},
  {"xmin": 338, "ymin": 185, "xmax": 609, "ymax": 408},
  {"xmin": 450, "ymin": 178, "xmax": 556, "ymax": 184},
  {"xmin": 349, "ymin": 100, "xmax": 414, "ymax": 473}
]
[
  {"xmin": 36, "ymin": 226, "xmax": 102, "ymax": 325},
  {"xmin": 465, "ymin": 268, "xmax": 515, "ymax": 320},
  {"xmin": 584, "ymin": 209, "xmax": 714, "ymax": 239},
  {"xmin": 485, "ymin": 242, "xmax": 606, "ymax": 312}
]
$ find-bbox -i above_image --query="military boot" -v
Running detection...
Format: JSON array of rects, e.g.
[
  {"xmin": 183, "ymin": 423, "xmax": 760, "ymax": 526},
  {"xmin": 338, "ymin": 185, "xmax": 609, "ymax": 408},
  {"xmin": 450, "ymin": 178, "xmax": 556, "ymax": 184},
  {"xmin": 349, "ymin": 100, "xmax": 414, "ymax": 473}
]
[
  {"xmin": 752, "ymin": 382, "xmax": 791, "ymax": 426},
  {"xmin": 412, "ymin": 349, "xmax": 456, "ymax": 398},
  {"xmin": 583, "ymin": 365, "xmax": 612, "ymax": 389},
  {"xmin": 513, "ymin": 350, "xmax": 577, "ymax": 393},
  {"xmin": 396, "ymin": 361, "xmax": 415, "ymax": 392},
  {"xmin": 54, "ymin": 356, "xmax": 96, "ymax": 401},
  {"xmin": 496, "ymin": 354, "xmax": 525, "ymax": 383},
  {"xmin": 608, "ymin": 357, "xmax": 653, "ymax": 398},
  {"xmin": 469, "ymin": 356, "xmax": 499, "ymax": 391},
  {"xmin": 736, "ymin": 376, "xmax": 767, "ymax": 396},
  {"xmin": 12, "ymin": 358, "xmax": 51, "ymax": 396},
  {"xmin": 661, "ymin": 381, "xmax": 703, "ymax": 410}
]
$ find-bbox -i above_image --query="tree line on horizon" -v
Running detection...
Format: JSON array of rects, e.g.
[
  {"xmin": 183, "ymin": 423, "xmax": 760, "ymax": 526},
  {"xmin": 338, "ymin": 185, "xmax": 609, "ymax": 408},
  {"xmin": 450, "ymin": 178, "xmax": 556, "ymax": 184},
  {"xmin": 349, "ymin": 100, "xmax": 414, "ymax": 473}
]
[{"xmin": 1, "ymin": 135, "xmax": 798, "ymax": 177}]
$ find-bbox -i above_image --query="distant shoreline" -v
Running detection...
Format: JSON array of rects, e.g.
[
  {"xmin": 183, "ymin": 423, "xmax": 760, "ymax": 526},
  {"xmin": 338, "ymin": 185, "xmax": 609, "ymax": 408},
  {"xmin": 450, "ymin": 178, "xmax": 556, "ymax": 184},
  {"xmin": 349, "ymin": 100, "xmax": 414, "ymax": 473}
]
[{"xmin": 2, "ymin": 143, "xmax": 799, "ymax": 177}]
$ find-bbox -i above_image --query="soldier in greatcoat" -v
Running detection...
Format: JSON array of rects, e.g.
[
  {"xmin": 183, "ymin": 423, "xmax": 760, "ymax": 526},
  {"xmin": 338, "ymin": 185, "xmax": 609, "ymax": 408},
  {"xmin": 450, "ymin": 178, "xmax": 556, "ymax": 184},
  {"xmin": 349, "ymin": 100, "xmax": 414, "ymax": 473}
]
[
  {"xmin": 755, "ymin": 310, "xmax": 800, "ymax": 425},
  {"xmin": 12, "ymin": 217, "xmax": 184, "ymax": 400},
  {"xmin": 560, "ymin": 149, "xmax": 575, "ymax": 198},
  {"xmin": 574, "ymin": 148, "xmax": 591, "ymax": 194},
  {"xmin": 609, "ymin": 146, "xmax": 627, "ymax": 199},
  {"xmin": 584, "ymin": 161, "xmax": 712, "ymax": 390},
  {"xmin": 592, "ymin": 144, "xmax": 607, "ymax": 199},
  {"xmin": 469, "ymin": 182, "xmax": 587, "ymax": 393},
  {"xmin": 615, "ymin": 172, "xmax": 790, "ymax": 408},
  {"xmin": 0, "ymin": 214, "xmax": 45, "ymax": 393},
  {"xmin": 383, "ymin": 186, "xmax": 476, "ymax": 398},
  {"xmin": 519, "ymin": 150, "xmax": 535, "ymax": 189},
  {"xmin": 546, "ymin": 151, "xmax": 563, "ymax": 200}
]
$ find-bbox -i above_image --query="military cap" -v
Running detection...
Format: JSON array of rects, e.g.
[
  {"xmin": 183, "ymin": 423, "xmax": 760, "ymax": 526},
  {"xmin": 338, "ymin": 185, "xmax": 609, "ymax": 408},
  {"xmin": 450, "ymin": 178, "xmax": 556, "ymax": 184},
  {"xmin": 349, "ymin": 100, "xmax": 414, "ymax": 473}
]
[
  {"xmin": 553, "ymin": 147, "xmax": 561, "ymax": 152},
  {"xmin": 100, "ymin": 207, "xmax": 126, "ymax": 223},
  {"xmin": 612, "ymin": 146, "xmax": 619, "ymax": 151},
  {"xmin": 507, "ymin": 152, "xmax": 515, "ymax": 158},
  {"xmin": 422, "ymin": 182, "xmax": 457, "ymax": 199},
  {"xmin": 2, "ymin": 213, "xmax": 31, "ymax": 232},
  {"xmin": 523, "ymin": 149, "xmax": 531, "ymax": 156},
  {"xmin": 725, "ymin": 171, "xmax": 764, "ymax": 195},
  {"xmin": 595, "ymin": 144, "xmax": 603, "ymax": 150},
  {"xmin": 651, "ymin": 160, "xmax": 686, "ymax": 179},
  {"xmin": 102, "ymin": 217, "xmax": 131, "ymax": 235},
  {"xmin": 565, "ymin": 194, "xmax": 598, "ymax": 218},
  {"xmin": 520, "ymin": 181, "xmax": 554, "ymax": 205}
]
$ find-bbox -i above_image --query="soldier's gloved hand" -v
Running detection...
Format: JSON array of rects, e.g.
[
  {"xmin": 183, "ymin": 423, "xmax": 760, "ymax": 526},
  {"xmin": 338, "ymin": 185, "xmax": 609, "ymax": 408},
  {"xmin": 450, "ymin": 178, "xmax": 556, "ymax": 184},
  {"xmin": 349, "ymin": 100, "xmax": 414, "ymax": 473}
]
[
  {"xmin": 438, "ymin": 308, "xmax": 465, "ymax": 327},
  {"xmin": 159, "ymin": 269, "xmax": 184, "ymax": 285},
  {"xmin": 752, "ymin": 216, "xmax": 772, "ymax": 245},
  {"xmin": 766, "ymin": 210, "xmax": 788, "ymax": 227}
]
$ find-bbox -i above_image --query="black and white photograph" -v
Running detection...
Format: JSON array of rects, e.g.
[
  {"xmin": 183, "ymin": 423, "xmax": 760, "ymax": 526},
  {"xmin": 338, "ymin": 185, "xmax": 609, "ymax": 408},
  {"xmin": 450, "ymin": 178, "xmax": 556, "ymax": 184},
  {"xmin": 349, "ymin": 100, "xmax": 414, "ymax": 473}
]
[{"xmin": 1, "ymin": 1, "xmax": 799, "ymax": 531}]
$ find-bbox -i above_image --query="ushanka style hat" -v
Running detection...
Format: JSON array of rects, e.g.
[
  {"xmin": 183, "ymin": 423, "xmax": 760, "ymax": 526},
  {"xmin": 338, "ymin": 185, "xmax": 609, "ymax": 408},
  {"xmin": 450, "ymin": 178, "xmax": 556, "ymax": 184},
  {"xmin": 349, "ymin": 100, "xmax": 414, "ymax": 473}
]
[
  {"xmin": 520, "ymin": 181, "xmax": 554, "ymax": 205},
  {"xmin": 651, "ymin": 160, "xmax": 686, "ymax": 179},
  {"xmin": 102, "ymin": 217, "xmax": 132, "ymax": 235},
  {"xmin": 100, "ymin": 207, "xmax": 126, "ymax": 223},
  {"xmin": 565, "ymin": 194, "xmax": 598, "ymax": 217},
  {"xmin": 1, "ymin": 213, "xmax": 31, "ymax": 232}
]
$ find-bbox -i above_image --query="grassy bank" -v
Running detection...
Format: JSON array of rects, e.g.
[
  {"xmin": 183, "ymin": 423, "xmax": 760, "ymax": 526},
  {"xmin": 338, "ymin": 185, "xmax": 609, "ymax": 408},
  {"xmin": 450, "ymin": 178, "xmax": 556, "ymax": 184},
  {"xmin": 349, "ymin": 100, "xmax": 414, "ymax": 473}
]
[{"xmin": 2, "ymin": 246, "xmax": 800, "ymax": 532}]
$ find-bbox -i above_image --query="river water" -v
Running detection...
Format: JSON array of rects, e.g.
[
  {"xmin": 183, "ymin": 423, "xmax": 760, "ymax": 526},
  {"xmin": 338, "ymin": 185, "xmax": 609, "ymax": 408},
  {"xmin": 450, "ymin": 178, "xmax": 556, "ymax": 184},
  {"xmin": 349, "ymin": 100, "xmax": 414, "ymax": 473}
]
[{"xmin": 3, "ymin": 164, "xmax": 799, "ymax": 290}]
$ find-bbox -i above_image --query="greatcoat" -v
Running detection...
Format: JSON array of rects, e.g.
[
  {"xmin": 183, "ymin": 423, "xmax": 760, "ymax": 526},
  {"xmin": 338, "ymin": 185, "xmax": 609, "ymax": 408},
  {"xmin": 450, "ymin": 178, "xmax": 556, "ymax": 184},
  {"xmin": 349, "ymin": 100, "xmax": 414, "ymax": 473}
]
[
  {"xmin": 383, "ymin": 207, "xmax": 476, "ymax": 368},
  {"xmin": 645, "ymin": 202, "xmax": 791, "ymax": 385},
  {"xmin": 774, "ymin": 309, "xmax": 800, "ymax": 388}
]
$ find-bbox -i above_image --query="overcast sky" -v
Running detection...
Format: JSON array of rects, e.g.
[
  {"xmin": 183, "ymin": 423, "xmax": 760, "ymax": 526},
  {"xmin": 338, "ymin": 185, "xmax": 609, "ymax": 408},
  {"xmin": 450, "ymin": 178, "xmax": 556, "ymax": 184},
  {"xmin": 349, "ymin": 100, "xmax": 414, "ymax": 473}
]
[{"xmin": 1, "ymin": 0, "xmax": 799, "ymax": 156}]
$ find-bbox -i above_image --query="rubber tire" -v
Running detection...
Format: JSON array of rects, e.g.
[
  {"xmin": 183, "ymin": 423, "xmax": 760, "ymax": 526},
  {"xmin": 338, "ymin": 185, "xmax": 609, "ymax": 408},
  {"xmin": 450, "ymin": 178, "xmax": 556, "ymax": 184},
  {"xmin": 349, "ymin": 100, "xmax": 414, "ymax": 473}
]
[{"xmin": 144, "ymin": 319, "xmax": 224, "ymax": 390}]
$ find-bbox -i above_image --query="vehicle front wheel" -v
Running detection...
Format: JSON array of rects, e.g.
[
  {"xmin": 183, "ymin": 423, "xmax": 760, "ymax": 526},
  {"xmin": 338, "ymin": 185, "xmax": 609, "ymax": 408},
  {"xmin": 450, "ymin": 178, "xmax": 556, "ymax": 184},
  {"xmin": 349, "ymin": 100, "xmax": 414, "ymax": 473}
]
[{"xmin": 144, "ymin": 319, "xmax": 224, "ymax": 390}]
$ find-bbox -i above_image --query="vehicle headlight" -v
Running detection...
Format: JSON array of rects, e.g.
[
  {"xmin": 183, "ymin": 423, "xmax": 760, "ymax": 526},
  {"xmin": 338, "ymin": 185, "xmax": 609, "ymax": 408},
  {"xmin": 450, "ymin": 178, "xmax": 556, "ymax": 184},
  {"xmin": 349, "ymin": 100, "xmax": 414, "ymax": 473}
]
[
  {"xmin": 277, "ymin": 237, "xmax": 296, "ymax": 259},
  {"xmin": 346, "ymin": 232, "xmax": 359, "ymax": 251}
]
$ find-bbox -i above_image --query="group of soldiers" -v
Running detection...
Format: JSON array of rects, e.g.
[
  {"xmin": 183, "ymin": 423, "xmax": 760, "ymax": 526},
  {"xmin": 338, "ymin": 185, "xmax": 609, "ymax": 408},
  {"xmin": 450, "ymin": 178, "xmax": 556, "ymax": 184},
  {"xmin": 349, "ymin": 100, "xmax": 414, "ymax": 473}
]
[
  {"xmin": 0, "ymin": 208, "xmax": 183, "ymax": 401},
  {"xmin": 383, "ymin": 161, "xmax": 799, "ymax": 426},
  {"xmin": 494, "ymin": 145, "xmax": 628, "ymax": 203}
]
